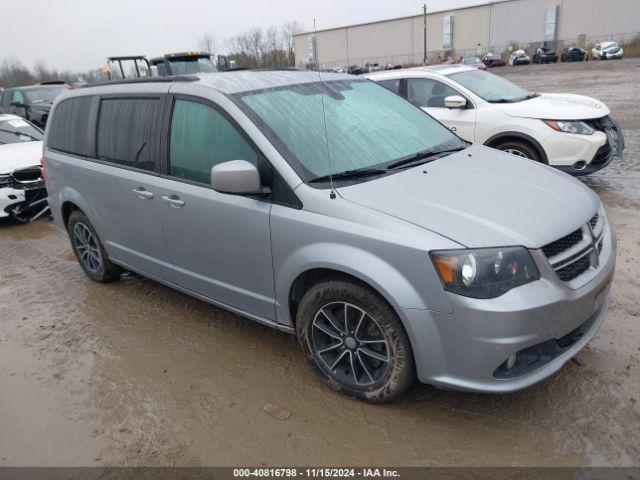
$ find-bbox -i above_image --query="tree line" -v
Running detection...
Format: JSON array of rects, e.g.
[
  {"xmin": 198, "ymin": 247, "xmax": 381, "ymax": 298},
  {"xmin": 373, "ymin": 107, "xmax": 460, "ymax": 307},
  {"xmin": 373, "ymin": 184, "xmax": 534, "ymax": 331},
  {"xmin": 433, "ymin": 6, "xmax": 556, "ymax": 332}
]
[{"xmin": 0, "ymin": 21, "xmax": 305, "ymax": 88}]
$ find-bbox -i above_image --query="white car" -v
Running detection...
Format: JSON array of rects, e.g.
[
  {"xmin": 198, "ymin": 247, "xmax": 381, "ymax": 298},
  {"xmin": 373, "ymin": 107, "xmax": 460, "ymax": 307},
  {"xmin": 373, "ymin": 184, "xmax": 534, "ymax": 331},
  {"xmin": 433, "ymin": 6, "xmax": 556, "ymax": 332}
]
[
  {"xmin": 592, "ymin": 41, "xmax": 624, "ymax": 60},
  {"xmin": 508, "ymin": 49, "xmax": 530, "ymax": 66},
  {"xmin": 365, "ymin": 65, "xmax": 625, "ymax": 175},
  {"xmin": 0, "ymin": 114, "xmax": 48, "ymax": 221}
]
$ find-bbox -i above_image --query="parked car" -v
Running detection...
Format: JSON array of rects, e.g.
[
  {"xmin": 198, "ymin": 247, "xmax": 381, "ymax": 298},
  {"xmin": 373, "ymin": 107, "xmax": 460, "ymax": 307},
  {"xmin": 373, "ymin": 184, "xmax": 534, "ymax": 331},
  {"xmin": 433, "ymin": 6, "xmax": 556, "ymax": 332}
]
[
  {"xmin": 592, "ymin": 42, "xmax": 624, "ymax": 60},
  {"xmin": 561, "ymin": 47, "xmax": 588, "ymax": 62},
  {"xmin": 0, "ymin": 114, "xmax": 48, "ymax": 222},
  {"xmin": 481, "ymin": 52, "xmax": 506, "ymax": 68},
  {"xmin": 45, "ymin": 71, "xmax": 615, "ymax": 402},
  {"xmin": 385, "ymin": 62, "xmax": 402, "ymax": 70},
  {"xmin": 532, "ymin": 47, "xmax": 558, "ymax": 64},
  {"xmin": 459, "ymin": 56, "xmax": 487, "ymax": 70},
  {"xmin": 367, "ymin": 65, "xmax": 624, "ymax": 175},
  {"xmin": 0, "ymin": 82, "xmax": 70, "ymax": 129},
  {"xmin": 347, "ymin": 64, "xmax": 366, "ymax": 75},
  {"xmin": 509, "ymin": 50, "xmax": 530, "ymax": 66},
  {"xmin": 365, "ymin": 62, "xmax": 381, "ymax": 73}
]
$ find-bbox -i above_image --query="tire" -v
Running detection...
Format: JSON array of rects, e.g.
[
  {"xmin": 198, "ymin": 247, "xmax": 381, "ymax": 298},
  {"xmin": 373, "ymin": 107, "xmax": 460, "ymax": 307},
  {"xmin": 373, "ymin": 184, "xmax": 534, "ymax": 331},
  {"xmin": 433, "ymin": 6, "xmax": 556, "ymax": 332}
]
[
  {"xmin": 495, "ymin": 139, "xmax": 542, "ymax": 162},
  {"xmin": 67, "ymin": 210, "xmax": 122, "ymax": 283},
  {"xmin": 296, "ymin": 278, "xmax": 415, "ymax": 403}
]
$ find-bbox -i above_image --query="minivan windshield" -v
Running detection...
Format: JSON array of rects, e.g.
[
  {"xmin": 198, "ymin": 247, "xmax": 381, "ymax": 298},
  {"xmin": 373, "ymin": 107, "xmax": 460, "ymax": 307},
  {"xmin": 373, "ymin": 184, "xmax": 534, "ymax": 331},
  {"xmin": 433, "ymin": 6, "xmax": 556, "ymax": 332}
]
[
  {"xmin": 234, "ymin": 79, "xmax": 463, "ymax": 184},
  {"xmin": 449, "ymin": 69, "xmax": 534, "ymax": 103}
]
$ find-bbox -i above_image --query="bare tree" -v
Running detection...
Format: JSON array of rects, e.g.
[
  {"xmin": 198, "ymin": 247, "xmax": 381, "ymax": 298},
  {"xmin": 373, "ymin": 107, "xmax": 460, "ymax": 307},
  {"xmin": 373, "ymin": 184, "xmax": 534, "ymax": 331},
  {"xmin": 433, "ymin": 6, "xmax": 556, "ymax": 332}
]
[
  {"xmin": 198, "ymin": 32, "xmax": 216, "ymax": 54},
  {"xmin": 281, "ymin": 21, "xmax": 304, "ymax": 66},
  {"xmin": 224, "ymin": 22, "xmax": 303, "ymax": 69}
]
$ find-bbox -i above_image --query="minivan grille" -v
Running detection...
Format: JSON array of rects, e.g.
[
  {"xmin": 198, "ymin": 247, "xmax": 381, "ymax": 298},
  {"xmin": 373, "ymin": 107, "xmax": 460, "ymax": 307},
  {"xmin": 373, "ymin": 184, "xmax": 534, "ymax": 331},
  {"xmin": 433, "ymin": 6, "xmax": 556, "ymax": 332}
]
[
  {"xmin": 556, "ymin": 256, "xmax": 591, "ymax": 282},
  {"xmin": 542, "ymin": 229, "xmax": 583, "ymax": 258},
  {"xmin": 543, "ymin": 212, "xmax": 604, "ymax": 283}
]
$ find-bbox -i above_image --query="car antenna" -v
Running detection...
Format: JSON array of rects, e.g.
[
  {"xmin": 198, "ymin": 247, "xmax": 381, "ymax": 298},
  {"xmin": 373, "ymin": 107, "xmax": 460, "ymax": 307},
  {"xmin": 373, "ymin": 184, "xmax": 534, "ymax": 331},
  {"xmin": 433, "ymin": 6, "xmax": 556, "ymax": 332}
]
[{"xmin": 314, "ymin": 18, "xmax": 336, "ymax": 199}]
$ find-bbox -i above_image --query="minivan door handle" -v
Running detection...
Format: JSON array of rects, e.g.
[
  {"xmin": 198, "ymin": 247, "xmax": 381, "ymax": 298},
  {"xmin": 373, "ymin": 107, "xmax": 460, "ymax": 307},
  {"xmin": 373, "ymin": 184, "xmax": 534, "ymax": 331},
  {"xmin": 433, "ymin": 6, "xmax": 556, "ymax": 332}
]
[
  {"xmin": 161, "ymin": 195, "xmax": 185, "ymax": 208},
  {"xmin": 133, "ymin": 187, "xmax": 154, "ymax": 199}
]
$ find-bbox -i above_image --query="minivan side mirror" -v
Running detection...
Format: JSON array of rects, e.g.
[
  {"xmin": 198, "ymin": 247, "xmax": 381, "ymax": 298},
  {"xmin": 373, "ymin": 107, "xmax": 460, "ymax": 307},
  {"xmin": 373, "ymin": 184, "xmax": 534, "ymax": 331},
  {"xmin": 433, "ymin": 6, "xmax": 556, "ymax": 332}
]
[
  {"xmin": 444, "ymin": 95, "xmax": 467, "ymax": 109},
  {"xmin": 211, "ymin": 160, "xmax": 267, "ymax": 195}
]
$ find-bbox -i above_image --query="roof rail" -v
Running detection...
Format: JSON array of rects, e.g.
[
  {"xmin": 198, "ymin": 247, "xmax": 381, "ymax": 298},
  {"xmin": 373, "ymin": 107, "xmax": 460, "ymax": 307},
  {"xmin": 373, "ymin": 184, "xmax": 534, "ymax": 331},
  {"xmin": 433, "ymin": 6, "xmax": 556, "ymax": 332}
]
[{"xmin": 81, "ymin": 75, "xmax": 199, "ymax": 88}]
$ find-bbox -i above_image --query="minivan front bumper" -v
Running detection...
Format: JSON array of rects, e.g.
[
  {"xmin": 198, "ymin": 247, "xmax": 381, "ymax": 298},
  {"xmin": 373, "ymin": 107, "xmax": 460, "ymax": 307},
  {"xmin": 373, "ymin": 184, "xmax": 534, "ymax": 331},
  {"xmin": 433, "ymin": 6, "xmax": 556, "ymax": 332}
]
[{"xmin": 399, "ymin": 221, "xmax": 616, "ymax": 393}]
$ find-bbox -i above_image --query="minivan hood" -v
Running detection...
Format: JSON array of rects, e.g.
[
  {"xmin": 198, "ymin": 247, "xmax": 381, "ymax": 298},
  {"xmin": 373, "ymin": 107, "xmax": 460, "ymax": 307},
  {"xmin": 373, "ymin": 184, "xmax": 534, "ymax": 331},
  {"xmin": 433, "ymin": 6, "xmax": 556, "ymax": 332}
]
[
  {"xmin": 0, "ymin": 141, "xmax": 43, "ymax": 174},
  {"xmin": 338, "ymin": 145, "xmax": 598, "ymax": 248},
  {"xmin": 501, "ymin": 93, "xmax": 609, "ymax": 120}
]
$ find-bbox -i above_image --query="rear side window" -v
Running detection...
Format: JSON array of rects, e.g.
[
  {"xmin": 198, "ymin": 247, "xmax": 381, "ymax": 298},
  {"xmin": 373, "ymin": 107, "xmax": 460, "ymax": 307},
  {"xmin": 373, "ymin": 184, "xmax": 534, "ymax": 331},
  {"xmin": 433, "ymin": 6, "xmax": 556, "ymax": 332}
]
[
  {"xmin": 47, "ymin": 96, "xmax": 92, "ymax": 156},
  {"xmin": 169, "ymin": 99, "xmax": 257, "ymax": 184},
  {"xmin": 96, "ymin": 98, "xmax": 162, "ymax": 171}
]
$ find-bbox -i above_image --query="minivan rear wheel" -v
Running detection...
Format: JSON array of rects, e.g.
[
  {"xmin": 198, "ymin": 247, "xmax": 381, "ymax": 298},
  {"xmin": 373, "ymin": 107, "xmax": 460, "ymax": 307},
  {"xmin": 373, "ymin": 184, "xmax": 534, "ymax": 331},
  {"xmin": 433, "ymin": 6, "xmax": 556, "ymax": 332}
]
[
  {"xmin": 496, "ymin": 140, "xmax": 541, "ymax": 162},
  {"xmin": 67, "ymin": 210, "xmax": 122, "ymax": 283},
  {"xmin": 296, "ymin": 278, "xmax": 414, "ymax": 403}
]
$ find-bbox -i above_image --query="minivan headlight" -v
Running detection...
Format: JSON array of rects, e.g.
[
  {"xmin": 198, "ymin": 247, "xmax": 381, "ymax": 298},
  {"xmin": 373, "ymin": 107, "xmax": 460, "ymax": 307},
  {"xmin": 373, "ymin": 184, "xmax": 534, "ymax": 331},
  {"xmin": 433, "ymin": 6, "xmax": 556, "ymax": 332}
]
[
  {"xmin": 430, "ymin": 247, "xmax": 540, "ymax": 299},
  {"xmin": 543, "ymin": 120, "xmax": 594, "ymax": 135}
]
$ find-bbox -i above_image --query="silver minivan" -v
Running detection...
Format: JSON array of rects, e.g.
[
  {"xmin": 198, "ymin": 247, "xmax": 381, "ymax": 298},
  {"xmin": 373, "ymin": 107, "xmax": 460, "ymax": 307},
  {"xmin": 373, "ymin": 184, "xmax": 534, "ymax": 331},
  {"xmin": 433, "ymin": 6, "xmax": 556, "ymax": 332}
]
[{"xmin": 43, "ymin": 71, "xmax": 615, "ymax": 402}]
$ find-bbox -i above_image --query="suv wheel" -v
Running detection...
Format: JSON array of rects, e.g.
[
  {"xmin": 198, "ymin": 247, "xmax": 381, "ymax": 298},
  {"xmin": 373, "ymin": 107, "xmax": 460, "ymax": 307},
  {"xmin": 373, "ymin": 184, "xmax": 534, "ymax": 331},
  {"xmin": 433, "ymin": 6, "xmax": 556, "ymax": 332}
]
[
  {"xmin": 296, "ymin": 278, "xmax": 415, "ymax": 403},
  {"xmin": 67, "ymin": 210, "xmax": 122, "ymax": 282},
  {"xmin": 496, "ymin": 140, "xmax": 542, "ymax": 162}
]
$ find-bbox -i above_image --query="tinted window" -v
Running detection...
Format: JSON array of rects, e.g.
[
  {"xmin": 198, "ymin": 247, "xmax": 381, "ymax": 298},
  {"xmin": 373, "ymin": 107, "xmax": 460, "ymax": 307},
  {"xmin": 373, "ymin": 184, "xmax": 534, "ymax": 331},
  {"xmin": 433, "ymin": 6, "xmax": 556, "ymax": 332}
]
[
  {"xmin": 169, "ymin": 99, "xmax": 257, "ymax": 184},
  {"xmin": 97, "ymin": 98, "xmax": 162, "ymax": 171},
  {"xmin": 47, "ymin": 96, "xmax": 92, "ymax": 156},
  {"xmin": 377, "ymin": 79, "xmax": 401, "ymax": 94},
  {"xmin": 407, "ymin": 78, "xmax": 462, "ymax": 108}
]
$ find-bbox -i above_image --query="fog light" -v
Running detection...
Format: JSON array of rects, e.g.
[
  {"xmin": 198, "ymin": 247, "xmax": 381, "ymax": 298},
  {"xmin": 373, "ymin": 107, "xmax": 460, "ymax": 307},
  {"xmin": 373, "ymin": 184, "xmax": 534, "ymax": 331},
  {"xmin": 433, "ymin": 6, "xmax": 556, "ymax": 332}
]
[
  {"xmin": 572, "ymin": 161, "xmax": 587, "ymax": 171},
  {"xmin": 507, "ymin": 354, "xmax": 517, "ymax": 370}
]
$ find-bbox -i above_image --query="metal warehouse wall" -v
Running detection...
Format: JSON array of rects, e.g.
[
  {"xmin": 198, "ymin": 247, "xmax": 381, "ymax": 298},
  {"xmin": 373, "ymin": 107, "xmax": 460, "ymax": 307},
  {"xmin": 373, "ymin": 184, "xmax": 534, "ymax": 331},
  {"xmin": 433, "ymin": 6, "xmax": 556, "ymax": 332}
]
[
  {"xmin": 421, "ymin": 4, "xmax": 491, "ymax": 55},
  {"xmin": 558, "ymin": 0, "xmax": 640, "ymax": 41},
  {"xmin": 293, "ymin": 0, "xmax": 640, "ymax": 67},
  {"xmin": 490, "ymin": 0, "xmax": 640, "ymax": 48},
  {"xmin": 294, "ymin": 4, "xmax": 491, "ymax": 68},
  {"xmin": 489, "ymin": 0, "xmax": 560, "ymax": 47}
]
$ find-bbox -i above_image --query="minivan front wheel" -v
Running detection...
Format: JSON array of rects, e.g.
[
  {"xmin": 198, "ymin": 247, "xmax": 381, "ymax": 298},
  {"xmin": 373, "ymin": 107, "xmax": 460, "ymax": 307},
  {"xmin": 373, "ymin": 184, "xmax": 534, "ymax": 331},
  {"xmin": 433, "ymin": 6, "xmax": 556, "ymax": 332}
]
[
  {"xmin": 296, "ymin": 279, "xmax": 414, "ymax": 402},
  {"xmin": 67, "ymin": 210, "xmax": 122, "ymax": 283}
]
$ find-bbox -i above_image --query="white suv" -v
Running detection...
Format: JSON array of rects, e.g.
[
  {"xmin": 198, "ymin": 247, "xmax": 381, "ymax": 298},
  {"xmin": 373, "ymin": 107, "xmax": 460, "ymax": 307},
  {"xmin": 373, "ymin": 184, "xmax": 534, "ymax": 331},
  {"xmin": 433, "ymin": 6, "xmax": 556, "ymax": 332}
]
[{"xmin": 366, "ymin": 65, "xmax": 624, "ymax": 175}]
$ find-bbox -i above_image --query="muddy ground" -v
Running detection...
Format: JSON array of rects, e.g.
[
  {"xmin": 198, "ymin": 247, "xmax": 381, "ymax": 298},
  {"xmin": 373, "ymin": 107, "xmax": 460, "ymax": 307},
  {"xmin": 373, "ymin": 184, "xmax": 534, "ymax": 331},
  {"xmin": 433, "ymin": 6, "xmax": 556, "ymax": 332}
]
[{"xmin": 0, "ymin": 59, "xmax": 639, "ymax": 467}]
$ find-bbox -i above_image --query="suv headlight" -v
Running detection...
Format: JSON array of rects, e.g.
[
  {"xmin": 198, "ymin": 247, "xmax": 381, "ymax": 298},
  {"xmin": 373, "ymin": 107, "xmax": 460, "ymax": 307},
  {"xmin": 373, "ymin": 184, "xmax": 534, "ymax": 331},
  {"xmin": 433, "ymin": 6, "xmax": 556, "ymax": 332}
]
[
  {"xmin": 430, "ymin": 247, "xmax": 540, "ymax": 299},
  {"xmin": 544, "ymin": 120, "xmax": 594, "ymax": 135}
]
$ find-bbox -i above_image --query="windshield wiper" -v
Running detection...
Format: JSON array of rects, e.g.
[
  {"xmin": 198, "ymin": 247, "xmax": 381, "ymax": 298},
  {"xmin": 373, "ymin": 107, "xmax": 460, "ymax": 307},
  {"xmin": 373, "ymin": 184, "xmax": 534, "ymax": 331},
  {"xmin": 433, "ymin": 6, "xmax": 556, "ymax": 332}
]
[
  {"xmin": 386, "ymin": 146, "xmax": 466, "ymax": 170},
  {"xmin": 489, "ymin": 92, "xmax": 538, "ymax": 104},
  {"xmin": 309, "ymin": 167, "xmax": 387, "ymax": 183},
  {"xmin": 0, "ymin": 128, "xmax": 40, "ymax": 142}
]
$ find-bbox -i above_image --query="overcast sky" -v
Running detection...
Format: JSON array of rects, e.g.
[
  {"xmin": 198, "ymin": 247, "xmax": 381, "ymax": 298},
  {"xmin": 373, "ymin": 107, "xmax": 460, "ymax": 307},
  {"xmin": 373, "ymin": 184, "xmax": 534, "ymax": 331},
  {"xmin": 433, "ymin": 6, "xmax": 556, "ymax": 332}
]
[{"xmin": 1, "ymin": 0, "xmax": 486, "ymax": 72}]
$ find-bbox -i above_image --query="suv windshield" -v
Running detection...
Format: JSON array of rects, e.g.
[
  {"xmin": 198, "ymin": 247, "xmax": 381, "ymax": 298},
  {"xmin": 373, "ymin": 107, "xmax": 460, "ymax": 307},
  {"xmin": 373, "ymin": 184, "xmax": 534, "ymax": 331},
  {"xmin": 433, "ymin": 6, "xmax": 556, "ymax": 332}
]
[
  {"xmin": 234, "ymin": 79, "xmax": 464, "ymax": 184},
  {"xmin": 24, "ymin": 86, "xmax": 67, "ymax": 104},
  {"xmin": 0, "ymin": 118, "xmax": 43, "ymax": 144},
  {"xmin": 168, "ymin": 57, "xmax": 217, "ymax": 74},
  {"xmin": 449, "ymin": 69, "xmax": 533, "ymax": 103}
]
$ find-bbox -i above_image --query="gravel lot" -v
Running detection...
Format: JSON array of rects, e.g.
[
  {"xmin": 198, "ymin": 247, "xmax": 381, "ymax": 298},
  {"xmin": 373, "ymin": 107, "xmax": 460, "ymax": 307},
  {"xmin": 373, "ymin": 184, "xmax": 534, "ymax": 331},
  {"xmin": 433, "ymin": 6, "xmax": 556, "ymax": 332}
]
[{"xmin": 0, "ymin": 58, "xmax": 639, "ymax": 467}]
